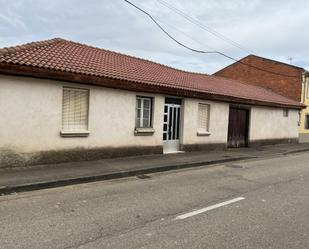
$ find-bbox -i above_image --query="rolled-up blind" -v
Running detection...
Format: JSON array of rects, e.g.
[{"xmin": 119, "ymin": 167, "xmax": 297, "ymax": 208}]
[
  {"xmin": 62, "ymin": 88, "xmax": 89, "ymax": 131},
  {"xmin": 198, "ymin": 104, "xmax": 210, "ymax": 131}
]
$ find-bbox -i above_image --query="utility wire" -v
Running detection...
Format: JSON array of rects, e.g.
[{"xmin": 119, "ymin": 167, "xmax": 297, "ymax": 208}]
[
  {"xmin": 153, "ymin": 1, "xmax": 218, "ymax": 52},
  {"xmin": 124, "ymin": 0, "xmax": 300, "ymax": 78},
  {"xmin": 124, "ymin": 0, "xmax": 218, "ymax": 54},
  {"xmin": 154, "ymin": 15, "xmax": 217, "ymax": 51},
  {"xmin": 156, "ymin": 0, "xmax": 251, "ymax": 54},
  {"xmin": 160, "ymin": 21, "xmax": 215, "ymax": 51}
]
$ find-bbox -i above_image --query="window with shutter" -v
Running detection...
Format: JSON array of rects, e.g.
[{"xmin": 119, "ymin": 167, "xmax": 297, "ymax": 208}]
[
  {"xmin": 198, "ymin": 104, "xmax": 210, "ymax": 133},
  {"xmin": 61, "ymin": 87, "xmax": 89, "ymax": 136}
]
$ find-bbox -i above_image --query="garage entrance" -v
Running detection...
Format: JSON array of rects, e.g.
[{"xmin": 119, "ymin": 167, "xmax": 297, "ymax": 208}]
[{"xmin": 227, "ymin": 107, "xmax": 250, "ymax": 148}]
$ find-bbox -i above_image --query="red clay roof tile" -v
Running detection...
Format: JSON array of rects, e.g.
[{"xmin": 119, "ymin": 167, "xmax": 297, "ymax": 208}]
[{"xmin": 0, "ymin": 38, "xmax": 303, "ymax": 108}]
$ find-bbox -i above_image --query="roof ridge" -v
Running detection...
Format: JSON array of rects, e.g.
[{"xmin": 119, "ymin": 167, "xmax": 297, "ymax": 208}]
[
  {"xmin": 0, "ymin": 37, "xmax": 209, "ymax": 77},
  {"xmin": 243, "ymin": 54, "xmax": 305, "ymax": 71},
  {"xmin": 0, "ymin": 38, "xmax": 64, "ymax": 57},
  {"xmin": 214, "ymin": 54, "xmax": 305, "ymax": 75},
  {"xmin": 58, "ymin": 38, "xmax": 209, "ymax": 77}
]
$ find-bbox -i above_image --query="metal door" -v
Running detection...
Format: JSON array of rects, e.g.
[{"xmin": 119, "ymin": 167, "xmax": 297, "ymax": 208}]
[
  {"xmin": 163, "ymin": 103, "xmax": 181, "ymax": 153},
  {"xmin": 227, "ymin": 107, "xmax": 249, "ymax": 148}
]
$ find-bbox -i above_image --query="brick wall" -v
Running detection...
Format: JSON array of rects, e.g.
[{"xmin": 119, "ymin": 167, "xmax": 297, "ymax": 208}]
[{"xmin": 214, "ymin": 55, "xmax": 303, "ymax": 102}]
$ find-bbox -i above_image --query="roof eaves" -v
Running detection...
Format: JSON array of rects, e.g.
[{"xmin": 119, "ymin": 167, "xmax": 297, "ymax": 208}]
[{"xmin": 0, "ymin": 62, "xmax": 304, "ymax": 110}]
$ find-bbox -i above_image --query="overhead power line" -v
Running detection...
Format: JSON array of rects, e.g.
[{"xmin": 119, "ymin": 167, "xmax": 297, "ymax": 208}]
[
  {"xmin": 156, "ymin": 0, "xmax": 251, "ymax": 54},
  {"xmin": 124, "ymin": 0, "xmax": 218, "ymax": 55},
  {"xmin": 155, "ymin": 17, "xmax": 217, "ymax": 51},
  {"xmin": 124, "ymin": 0, "xmax": 300, "ymax": 78}
]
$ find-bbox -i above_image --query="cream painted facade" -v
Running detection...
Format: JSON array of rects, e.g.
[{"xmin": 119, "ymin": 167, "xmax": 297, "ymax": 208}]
[
  {"xmin": 181, "ymin": 98, "xmax": 229, "ymax": 146},
  {"xmin": 0, "ymin": 74, "xmax": 300, "ymax": 167},
  {"xmin": 250, "ymin": 106, "xmax": 299, "ymax": 141},
  {"xmin": 0, "ymin": 75, "xmax": 165, "ymax": 153},
  {"xmin": 299, "ymin": 74, "xmax": 309, "ymax": 142}
]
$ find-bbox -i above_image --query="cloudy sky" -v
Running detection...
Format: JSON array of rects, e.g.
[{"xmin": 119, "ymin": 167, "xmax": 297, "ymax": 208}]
[{"xmin": 0, "ymin": 0, "xmax": 308, "ymax": 74}]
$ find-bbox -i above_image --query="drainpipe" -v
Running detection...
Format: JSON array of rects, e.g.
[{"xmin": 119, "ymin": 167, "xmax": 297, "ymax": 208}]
[
  {"xmin": 301, "ymin": 71, "xmax": 307, "ymax": 104},
  {"xmin": 299, "ymin": 71, "xmax": 308, "ymax": 127}
]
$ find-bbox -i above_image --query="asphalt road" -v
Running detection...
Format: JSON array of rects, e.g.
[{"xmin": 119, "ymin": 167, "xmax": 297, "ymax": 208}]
[{"xmin": 1, "ymin": 152, "xmax": 309, "ymax": 249}]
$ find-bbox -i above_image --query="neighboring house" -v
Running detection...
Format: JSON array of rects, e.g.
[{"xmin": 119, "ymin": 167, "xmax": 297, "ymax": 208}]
[
  {"xmin": 301, "ymin": 72, "xmax": 309, "ymax": 142},
  {"xmin": 214, "ymin": 55, "xmax": 309, "ymax": 142},
  {"xmin": 0, "ymin": 39, "xmax": 304, "ymax": 168}
]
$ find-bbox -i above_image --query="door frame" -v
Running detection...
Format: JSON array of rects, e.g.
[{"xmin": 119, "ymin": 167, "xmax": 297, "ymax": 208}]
[
  {"xmin": 163, "ymin": 97, "xmax": 183, "ymax": 153},
  {"xmin": 227, "ymin": 105, "xmax": 251, "ymax": 148}
]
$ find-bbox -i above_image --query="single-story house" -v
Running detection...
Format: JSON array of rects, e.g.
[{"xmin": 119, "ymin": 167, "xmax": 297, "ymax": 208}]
[
  {"xmin": 0, "ymin": 39, "xmax": 304, "ymax": 168},
  {"xmin": 214, "ymin": 55, "xmax": 309, "ymax": 142}
]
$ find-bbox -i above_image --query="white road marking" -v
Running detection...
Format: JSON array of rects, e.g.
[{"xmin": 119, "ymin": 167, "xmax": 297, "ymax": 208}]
[{"xmin": 175, "ymin": 197, "xmax": 245, "ymax": 220}]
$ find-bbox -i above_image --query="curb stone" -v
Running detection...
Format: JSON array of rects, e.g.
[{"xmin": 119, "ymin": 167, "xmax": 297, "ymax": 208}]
[
  {"xmin": 0, "ymin": 156, "xmax": 255, "ymax": 195},
  {"xmin": 282, "ymin": 148, "xmax": 309, "ymax": 155}
]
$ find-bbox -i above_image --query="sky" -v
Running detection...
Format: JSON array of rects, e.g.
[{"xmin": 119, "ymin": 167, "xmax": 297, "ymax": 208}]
[{"xmin": 0, "ymin": 0, "xmax": 308, "ymax": 74}]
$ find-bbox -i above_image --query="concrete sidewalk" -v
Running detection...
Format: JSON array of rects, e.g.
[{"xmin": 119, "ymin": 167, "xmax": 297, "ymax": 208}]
[{"xmin": 0, "ymin": 143, "xmax": 309, "ymax": 195}]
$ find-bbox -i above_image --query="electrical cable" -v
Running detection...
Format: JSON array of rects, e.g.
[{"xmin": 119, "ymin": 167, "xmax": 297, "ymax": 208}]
[
  {"xmin": 156, "ymin": 0, "xmax": 251, "ymax": 54},
  {"xmin": 124, "ymin": 0, "xmax": 300, "ymax": 78}
]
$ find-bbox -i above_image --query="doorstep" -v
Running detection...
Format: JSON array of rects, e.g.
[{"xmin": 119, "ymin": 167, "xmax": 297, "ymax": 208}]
[{"xmin": 163, "ymin": 151, "xmax": 185, "ymax": 154}]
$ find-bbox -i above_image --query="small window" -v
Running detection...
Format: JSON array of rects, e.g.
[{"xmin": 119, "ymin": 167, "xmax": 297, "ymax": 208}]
[
  {"xmin": 62, "ymin": 87, "xmax": 89, "ymax": 133},
  {"xmin": 136, "ymin": 97, "xmax": 152, "ymax": 128},
  {"xmin": 305, "ymin": 114, "xmax": 309, "ymax": 130},
  {"xmin": 198, "ymin": 103, "xmax": 210, "ymax": 132},
  {"xmin": 283, "ymin": 109, "xmax": 289, "ymax": 117}
]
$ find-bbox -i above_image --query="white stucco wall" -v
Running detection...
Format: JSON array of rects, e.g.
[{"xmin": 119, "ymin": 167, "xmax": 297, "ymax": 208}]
[
  {"xmin": 249, "ymin": 106, "xmax": 299, "ymax": 141},
  {"xmin": 0, "ymin": 74, "xmax": 300, "ymax": 158},
  {"xmin": 0, "ymin": 75, "xmax": 164, "ymax": 153},
  {"xmin": 181, "ymin": 98, "xmax": 230, "ymax": 145}
]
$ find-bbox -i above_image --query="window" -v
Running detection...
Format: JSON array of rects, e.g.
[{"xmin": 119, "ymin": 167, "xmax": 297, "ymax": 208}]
[
  {"xmin": 305, "ymin": 114, "xmax": 309, "ymax": 130},
  {"xmin": 198, "ymin": 103, "xmax": 210, "ymax": 133},
  {"xmin": 136, "ymin": 97, "xmax": 152, "ymax": 128},
  {"xmin": 283, "ymin": 108, "xmax": 289, "ymax": 117},
  {"xmin": 61, "ymin": 87, "xmax": 89, "ymax": 135}
]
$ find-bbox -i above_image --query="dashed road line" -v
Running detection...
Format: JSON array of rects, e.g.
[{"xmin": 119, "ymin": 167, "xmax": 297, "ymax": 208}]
[{"xmin": 175, "ymin": 197, "xmax": 245, "ymax": 220}]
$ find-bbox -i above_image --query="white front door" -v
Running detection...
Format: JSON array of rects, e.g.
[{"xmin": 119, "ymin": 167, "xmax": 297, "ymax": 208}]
[{"xmin": 163, "ymin": 103, "xmax": 181, "ymax": 153}]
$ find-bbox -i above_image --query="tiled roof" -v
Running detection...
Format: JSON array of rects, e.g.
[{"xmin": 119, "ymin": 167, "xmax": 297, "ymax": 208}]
[{"xmin": 0, "ymin": 38, "xmax": 303, "ymax": 109}]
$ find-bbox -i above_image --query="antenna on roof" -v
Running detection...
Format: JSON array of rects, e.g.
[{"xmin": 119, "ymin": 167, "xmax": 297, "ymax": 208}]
[{"xmin": 288, "ymin": 57, "xmax": 293, "ymax": 65}]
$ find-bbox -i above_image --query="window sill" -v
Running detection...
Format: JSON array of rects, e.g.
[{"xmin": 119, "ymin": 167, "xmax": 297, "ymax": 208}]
[
  {"xmin": 134, "ymin": 128, "xmax": 155, "ymax": 136},
  {"xmin": 60, "ymin": 130, "xmax": 90, "ymax": 137},
  {"xmin": 197, "ymin": 131, "xmax": 211, "ymax": 136}
]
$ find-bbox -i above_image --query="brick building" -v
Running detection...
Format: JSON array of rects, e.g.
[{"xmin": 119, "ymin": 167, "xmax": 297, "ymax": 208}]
[
  {"xmin": 214, "ymin": 55, "xmax": 305, "ymax": 101},
  {"xmin": 214, "ymin": 55, "xmax": 309, "ymax": 142}
]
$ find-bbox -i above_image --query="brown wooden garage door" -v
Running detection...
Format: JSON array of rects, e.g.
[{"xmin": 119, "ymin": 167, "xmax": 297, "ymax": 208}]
[{"xmin": 227, "ymin": 107, "xmax": 249, "ymax": 148}]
